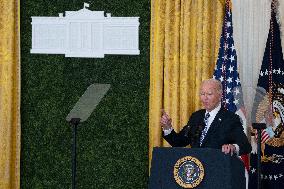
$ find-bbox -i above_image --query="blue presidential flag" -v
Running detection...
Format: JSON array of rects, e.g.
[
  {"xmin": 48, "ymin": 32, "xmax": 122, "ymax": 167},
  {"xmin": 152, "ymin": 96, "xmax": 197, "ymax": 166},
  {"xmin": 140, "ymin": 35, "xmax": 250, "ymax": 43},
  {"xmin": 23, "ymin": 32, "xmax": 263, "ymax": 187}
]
[{"xmin": 249, "ymin": 1, "xmax": 284, "ymax": 188}]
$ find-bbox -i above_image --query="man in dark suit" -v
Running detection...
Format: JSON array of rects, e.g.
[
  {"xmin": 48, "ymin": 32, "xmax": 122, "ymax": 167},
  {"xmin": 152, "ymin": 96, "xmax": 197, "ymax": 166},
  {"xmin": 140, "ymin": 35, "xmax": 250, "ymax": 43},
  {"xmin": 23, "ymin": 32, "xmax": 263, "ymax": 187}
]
[{"xmin": 160, "ymin": 79, "xmax": 251, "ymax": 156}]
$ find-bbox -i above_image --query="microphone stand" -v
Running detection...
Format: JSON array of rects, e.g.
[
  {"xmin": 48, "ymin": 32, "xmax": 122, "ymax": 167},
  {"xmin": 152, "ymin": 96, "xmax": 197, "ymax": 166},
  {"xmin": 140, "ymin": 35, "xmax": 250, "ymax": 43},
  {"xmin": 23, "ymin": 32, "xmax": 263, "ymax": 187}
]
[{"xmin": 252, "ymin": 123, "xmax": 266, "ymax": 189}]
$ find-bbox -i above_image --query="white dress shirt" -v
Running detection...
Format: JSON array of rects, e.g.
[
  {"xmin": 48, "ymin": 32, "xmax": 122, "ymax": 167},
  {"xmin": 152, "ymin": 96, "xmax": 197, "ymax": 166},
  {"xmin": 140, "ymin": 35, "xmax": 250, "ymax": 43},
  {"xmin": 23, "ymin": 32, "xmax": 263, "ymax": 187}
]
[{"xmin": 163, "ymin": 103, "xmax": 239, "ymax": 155}]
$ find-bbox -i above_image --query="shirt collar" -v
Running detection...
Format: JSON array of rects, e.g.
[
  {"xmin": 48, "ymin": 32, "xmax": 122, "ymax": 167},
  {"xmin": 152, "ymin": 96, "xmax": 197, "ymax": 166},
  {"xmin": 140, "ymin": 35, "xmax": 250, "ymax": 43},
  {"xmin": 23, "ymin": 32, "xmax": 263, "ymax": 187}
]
[{"xmin": 206, "ymin": 103, "xmax": 221, "ymax": 117}]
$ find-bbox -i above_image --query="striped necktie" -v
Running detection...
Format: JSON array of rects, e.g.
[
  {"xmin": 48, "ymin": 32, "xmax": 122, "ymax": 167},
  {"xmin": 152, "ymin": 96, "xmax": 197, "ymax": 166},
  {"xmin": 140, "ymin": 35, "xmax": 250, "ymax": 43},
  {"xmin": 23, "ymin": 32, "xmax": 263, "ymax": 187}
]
[{"xmin": 200, "ymin": 113, "xmax": 210, "ymax": 146}]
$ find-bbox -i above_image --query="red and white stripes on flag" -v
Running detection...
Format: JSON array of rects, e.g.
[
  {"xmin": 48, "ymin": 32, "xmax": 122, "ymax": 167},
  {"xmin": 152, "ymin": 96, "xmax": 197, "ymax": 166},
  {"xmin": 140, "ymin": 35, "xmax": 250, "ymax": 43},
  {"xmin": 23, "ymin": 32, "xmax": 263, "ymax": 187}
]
[{"xmin": 255, "ymin": 129, "xmax": 270, "ymax": 143}]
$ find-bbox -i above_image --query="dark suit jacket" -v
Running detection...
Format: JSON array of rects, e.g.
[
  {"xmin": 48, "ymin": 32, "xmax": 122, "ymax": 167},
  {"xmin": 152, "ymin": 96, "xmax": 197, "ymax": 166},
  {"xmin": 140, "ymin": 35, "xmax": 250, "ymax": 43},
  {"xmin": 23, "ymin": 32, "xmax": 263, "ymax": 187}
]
[{"xmin": 163, "ymin": 108, "xmax": 252, "ymax": 155}]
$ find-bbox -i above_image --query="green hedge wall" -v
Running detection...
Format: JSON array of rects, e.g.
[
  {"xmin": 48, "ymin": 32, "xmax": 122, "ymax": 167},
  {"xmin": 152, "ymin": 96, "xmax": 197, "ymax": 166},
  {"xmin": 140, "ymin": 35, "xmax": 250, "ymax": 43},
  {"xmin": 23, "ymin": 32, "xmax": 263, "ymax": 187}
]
[{"xmin": 20, "ymin": 0, "xmax": 150, "ymax": 188}]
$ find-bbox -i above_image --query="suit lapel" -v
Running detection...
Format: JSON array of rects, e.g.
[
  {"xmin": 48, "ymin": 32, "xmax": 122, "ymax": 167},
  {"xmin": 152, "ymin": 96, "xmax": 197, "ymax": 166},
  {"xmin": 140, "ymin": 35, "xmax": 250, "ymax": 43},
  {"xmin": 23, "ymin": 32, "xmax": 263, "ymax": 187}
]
[
  {"xmin": 201, "ymin": 109, "xmax": 225, "ymax": 146},
  {"xmin": 191, "ymin": 110, "xmax": 206, "ymax": 148}
]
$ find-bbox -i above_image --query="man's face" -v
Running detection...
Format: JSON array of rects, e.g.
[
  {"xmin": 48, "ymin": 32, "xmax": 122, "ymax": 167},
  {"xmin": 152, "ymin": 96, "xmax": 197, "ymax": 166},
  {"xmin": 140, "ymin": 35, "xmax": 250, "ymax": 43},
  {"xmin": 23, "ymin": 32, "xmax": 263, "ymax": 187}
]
[{"xmin": 200, "ymin": 82, "xmax": 222, "ymax": 112}]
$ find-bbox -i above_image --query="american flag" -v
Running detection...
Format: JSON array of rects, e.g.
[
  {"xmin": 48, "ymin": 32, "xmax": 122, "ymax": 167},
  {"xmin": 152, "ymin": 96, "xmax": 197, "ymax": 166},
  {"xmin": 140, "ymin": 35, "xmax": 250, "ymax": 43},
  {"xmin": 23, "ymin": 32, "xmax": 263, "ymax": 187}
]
[
  {"xmin": 255, "ymin": 129, "xmax": 270, "ymax": 143},
  {"xmin": 261, "ymin": 129, "xmax": 270, "ymax": 143},
  {"xmin": 213, "ymin": 0, "xmax": 243, "ymax": 113},
  {"xmin": 213, "ymin": 0, "xmax": 250, "ymax": 174}
]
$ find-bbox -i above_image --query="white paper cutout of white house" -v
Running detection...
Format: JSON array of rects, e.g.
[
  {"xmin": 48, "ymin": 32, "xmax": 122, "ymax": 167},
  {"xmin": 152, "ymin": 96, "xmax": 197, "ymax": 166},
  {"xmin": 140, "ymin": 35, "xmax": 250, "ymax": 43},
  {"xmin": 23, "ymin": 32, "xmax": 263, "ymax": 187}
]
[{"xmin": 30, "ymin": 3, "xmax": 140, "ymax": 58}]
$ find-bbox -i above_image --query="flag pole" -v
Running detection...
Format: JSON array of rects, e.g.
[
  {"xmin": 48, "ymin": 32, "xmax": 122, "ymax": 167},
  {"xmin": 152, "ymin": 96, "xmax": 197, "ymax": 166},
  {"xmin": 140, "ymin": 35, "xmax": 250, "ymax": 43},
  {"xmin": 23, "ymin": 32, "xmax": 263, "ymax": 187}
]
[{"xmin": 252, "ymin": 123, "xmax": 266, "ymax": 189}]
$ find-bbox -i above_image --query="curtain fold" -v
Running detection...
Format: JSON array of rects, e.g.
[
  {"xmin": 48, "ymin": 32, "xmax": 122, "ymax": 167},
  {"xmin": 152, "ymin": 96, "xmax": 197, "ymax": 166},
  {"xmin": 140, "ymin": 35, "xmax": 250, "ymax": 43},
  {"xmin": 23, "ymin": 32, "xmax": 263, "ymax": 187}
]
[
  {"xmin": 149, "ymin": 0, "xmax": 225, "ymax": 164},
  {"xmin": 0, "ymin": 1, "xmax": 21, "ymax": 188}
]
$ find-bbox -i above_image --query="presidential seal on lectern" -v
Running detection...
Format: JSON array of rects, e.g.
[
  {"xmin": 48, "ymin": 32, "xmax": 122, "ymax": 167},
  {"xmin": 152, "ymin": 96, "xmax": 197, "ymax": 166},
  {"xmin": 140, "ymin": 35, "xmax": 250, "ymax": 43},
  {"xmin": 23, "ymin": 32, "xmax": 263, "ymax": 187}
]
[{"xmin": 173, "ymin": 156, "xmax": 205, "ymax": 188}]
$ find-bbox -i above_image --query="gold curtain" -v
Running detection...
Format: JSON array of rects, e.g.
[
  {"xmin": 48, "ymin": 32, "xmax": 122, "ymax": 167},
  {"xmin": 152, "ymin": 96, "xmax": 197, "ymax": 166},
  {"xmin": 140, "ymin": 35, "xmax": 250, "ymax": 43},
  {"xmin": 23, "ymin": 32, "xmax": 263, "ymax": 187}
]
[
  {"xmin": 0, "ymin": 0, "xmax": 21, "ymax": 188},
  {"xmin": 149, "ymin": 0, "xmax": 225, "ymax": 164}
]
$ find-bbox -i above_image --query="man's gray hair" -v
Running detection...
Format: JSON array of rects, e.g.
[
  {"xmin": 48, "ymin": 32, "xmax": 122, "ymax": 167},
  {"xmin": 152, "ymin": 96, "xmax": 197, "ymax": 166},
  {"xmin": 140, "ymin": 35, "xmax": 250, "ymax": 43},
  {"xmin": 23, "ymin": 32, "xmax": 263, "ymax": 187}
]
[{"xmin": 202, "ymin": 78, "xmax": 223, "ymax": 94}]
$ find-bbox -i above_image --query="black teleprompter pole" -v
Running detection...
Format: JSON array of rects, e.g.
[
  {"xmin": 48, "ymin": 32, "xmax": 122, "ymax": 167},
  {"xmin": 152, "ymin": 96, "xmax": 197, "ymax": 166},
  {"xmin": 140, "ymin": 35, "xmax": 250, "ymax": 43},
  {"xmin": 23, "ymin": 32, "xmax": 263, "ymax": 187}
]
[
  {"xmin": 66, "ymin": 84, "xmax": 110, "ymax": 189},
  {"xmin": 70, "ymin": 118, "xmax": 81, "ymax": 189}
]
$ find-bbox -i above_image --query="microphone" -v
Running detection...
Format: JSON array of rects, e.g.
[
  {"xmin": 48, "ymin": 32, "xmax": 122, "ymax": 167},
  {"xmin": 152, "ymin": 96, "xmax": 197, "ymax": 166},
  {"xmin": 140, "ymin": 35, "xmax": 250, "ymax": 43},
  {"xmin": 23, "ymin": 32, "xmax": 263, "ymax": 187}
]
[
  {"xmin": 183, "ymin": 124, "xmax": 191, "ymax": 137},
  {"xmin": 194, "ymin": 122, "xmax": 205, "ymax": 144},
  {"xmin": 197, "ymin": 124, "xmax": 203, "ymax": 134},
  {"xmin": 182, "ymin": 122, "xmax": 205, "ymax": 146}
]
